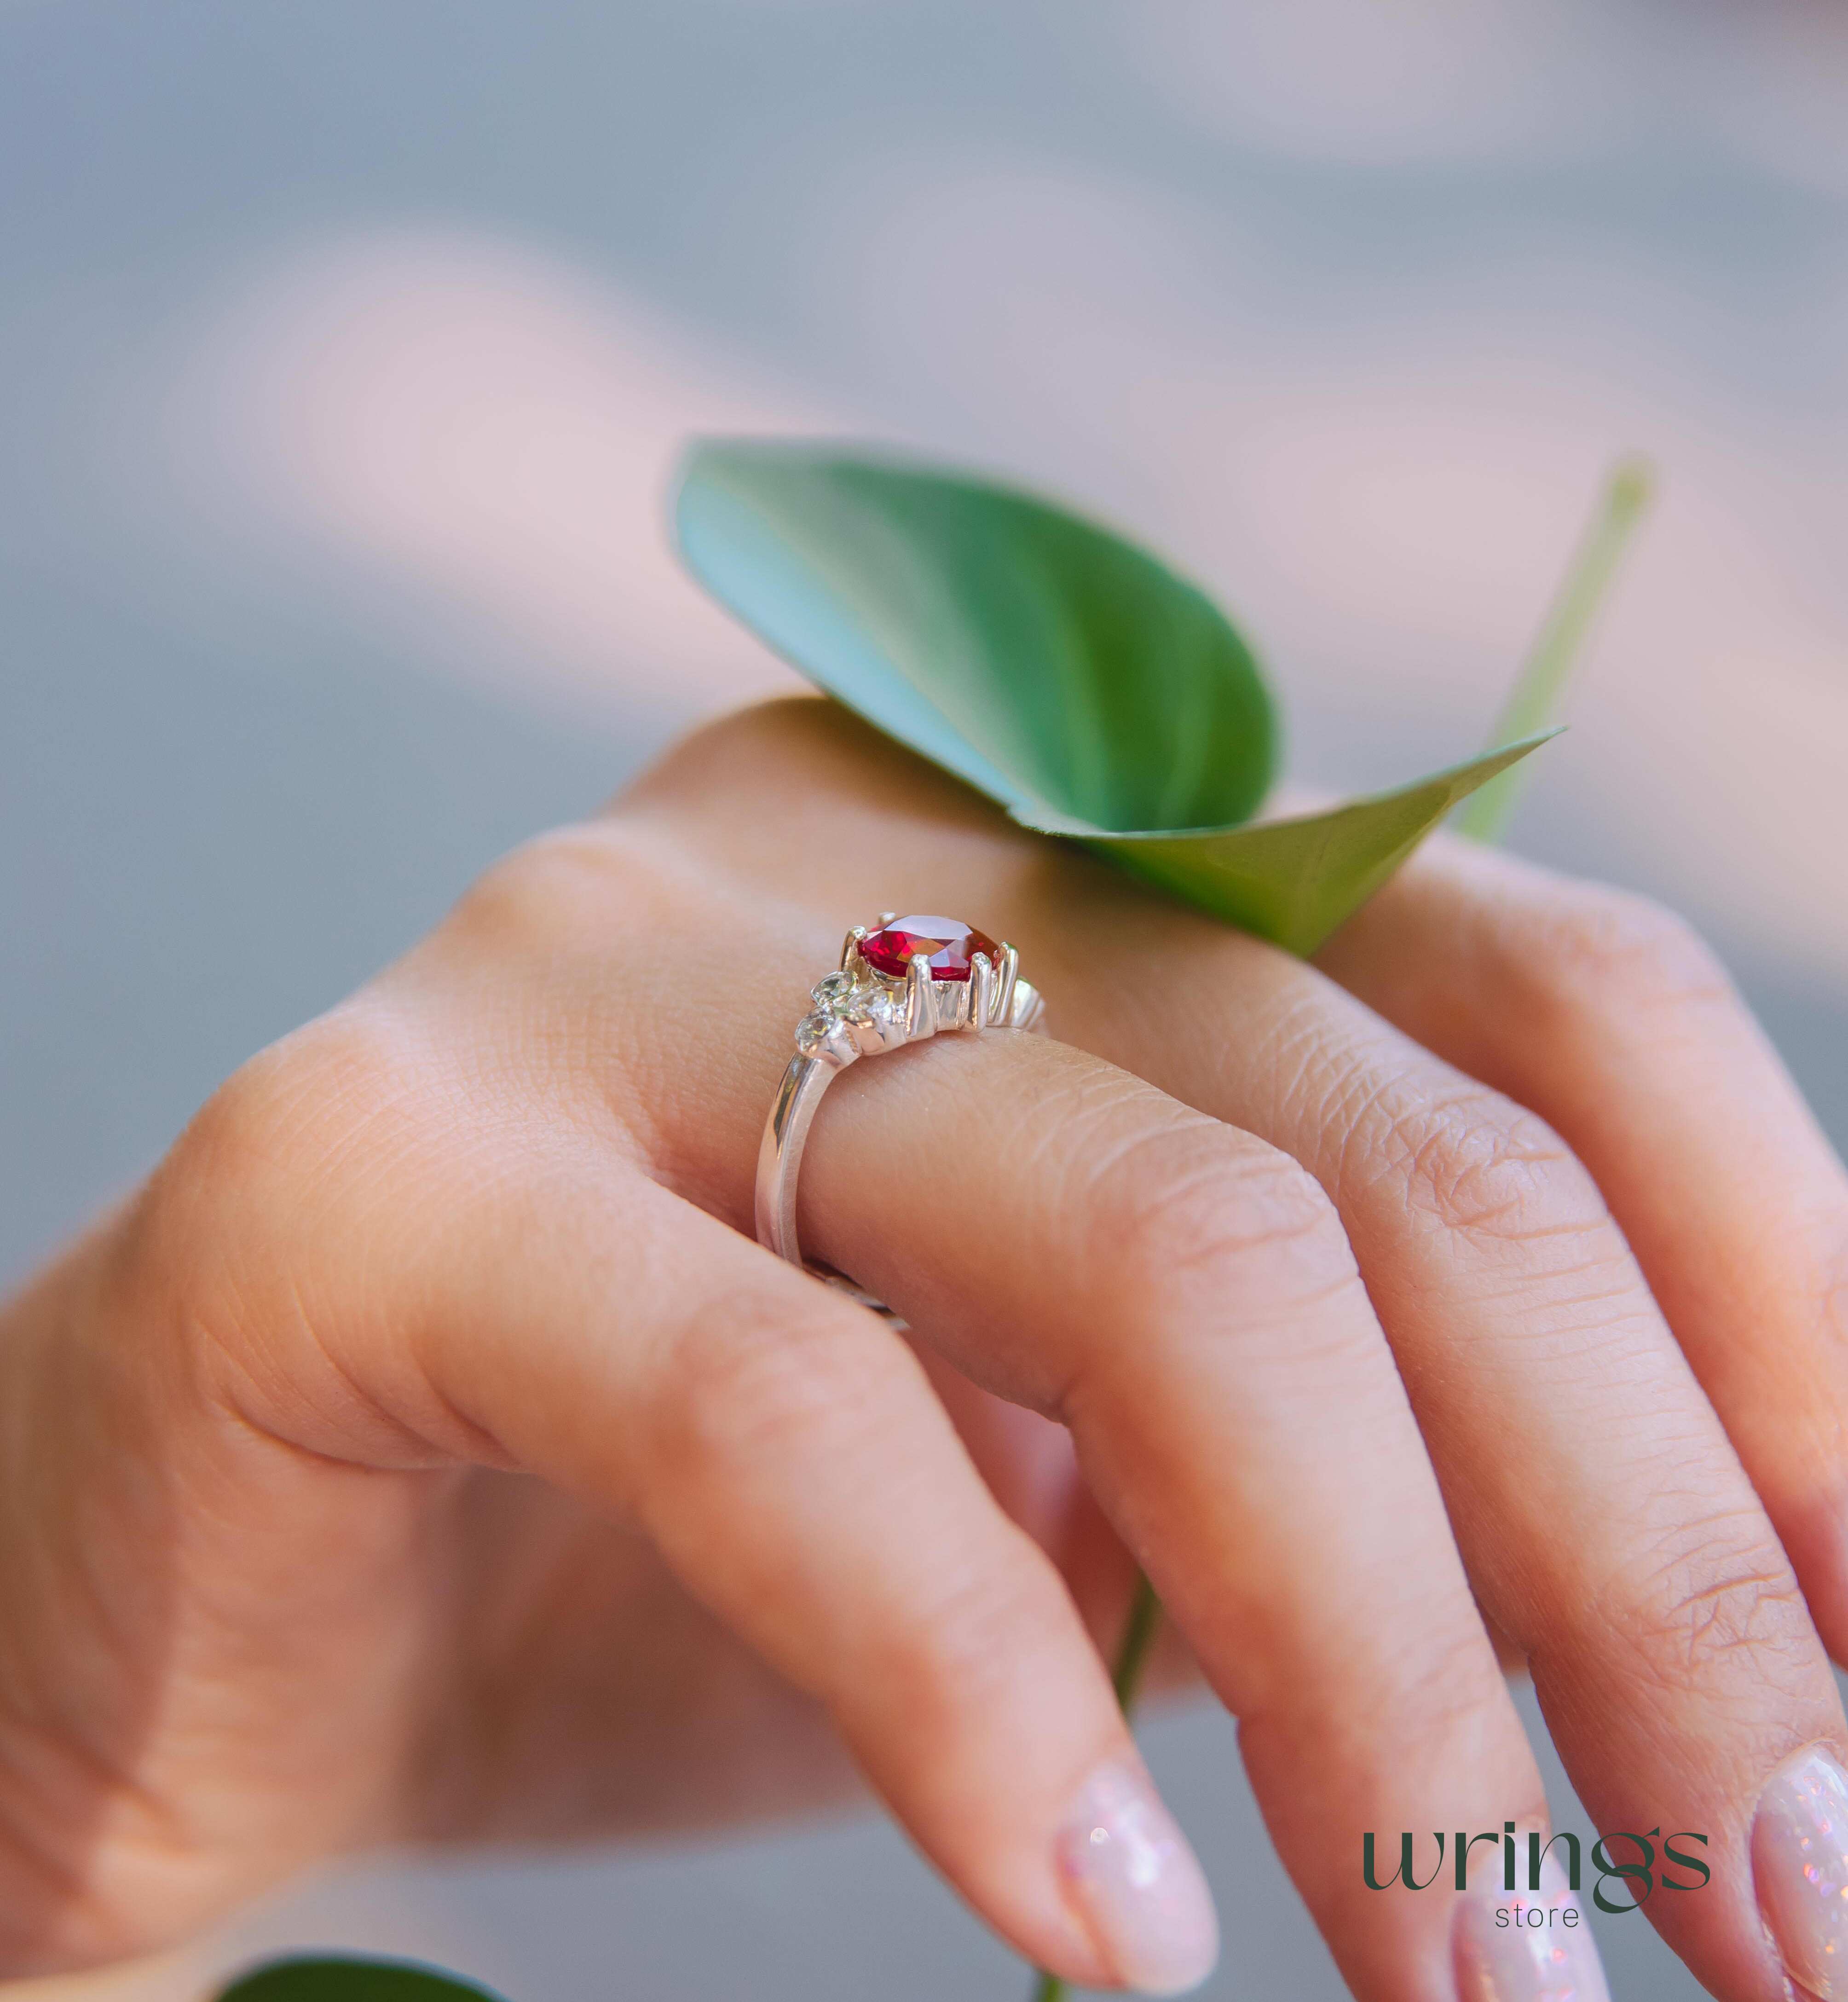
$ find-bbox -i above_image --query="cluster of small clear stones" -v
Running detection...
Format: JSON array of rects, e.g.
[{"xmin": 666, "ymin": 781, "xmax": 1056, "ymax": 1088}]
[{"xmin": 794, "ymin": 967, "xmax": 899, "ymax": 1055}]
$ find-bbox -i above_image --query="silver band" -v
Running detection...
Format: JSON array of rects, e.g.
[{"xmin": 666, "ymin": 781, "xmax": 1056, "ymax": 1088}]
[{"xmin": 755, "ymin": 916, "xmax": 1046, "ymax": 1290}]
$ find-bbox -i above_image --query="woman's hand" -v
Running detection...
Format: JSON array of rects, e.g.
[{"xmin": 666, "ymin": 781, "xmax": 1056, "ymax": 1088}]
[{"xmin": 3, "ymin": 698, "xmax": 1845, "ymax": 2002}]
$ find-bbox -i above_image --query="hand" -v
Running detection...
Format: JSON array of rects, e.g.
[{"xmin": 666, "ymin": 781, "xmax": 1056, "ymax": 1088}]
[{"xmin": 3, "ymin": 699, "xmax": 1844, "ymax": 2002}]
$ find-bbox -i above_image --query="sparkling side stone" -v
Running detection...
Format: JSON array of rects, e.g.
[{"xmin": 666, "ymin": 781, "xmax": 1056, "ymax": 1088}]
[
  {"xmin": 848, "ymin": 986, "xmax": 899, "ymax": 1029},
  {"xmin": 860, "ymin": 916, "xmax": 1000, "ymax": 984}
]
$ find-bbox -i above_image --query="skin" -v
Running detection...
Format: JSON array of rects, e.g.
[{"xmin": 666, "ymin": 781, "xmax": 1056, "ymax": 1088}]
[{"xmin": 1, "ymin": 697, "xmax": 1844, "ymax": 1999}]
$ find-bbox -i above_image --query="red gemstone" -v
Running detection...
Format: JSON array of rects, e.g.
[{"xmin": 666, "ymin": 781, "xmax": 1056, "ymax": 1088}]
[{"xmin": 860, "ymin": 915, "xmax": 1001, "ymax": 983}]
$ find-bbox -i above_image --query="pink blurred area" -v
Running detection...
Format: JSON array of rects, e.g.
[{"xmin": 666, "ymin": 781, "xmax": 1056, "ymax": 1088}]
[
  {"xmin": 167, "ymin": 232, "xmax": 811, "ymax": 721},
  {"xmin": 165, "ymin": 204, "xmax": 1848, "ymax": 984}
]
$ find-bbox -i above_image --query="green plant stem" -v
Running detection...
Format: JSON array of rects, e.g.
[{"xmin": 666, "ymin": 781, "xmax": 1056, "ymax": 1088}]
[
  {"xmin": 1108, "ymin": 1569, "xmax": 1163, "ymax": 1711},
  {"xmin": 1453, "ymin": 456, "xmax": 1655, "ymax": 845},
  {"xmin": 1030, "ymin": 1573, "xmax": 1164, "ymax": 2002}
]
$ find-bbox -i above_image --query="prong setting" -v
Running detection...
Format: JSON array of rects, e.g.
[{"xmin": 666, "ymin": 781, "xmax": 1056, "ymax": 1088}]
[
  {"xmin": 798, "ymin": 919, "xmax": 1037, "ymax": 1058},
  {"xmin": 905, "ymin": 952, "xmax": 934, "ymax": 1038},
  {"xmin": 969, "ymin": 952, "xmax": 994, "ymax": 1031},
  {"xmin": 762, "ymin": 913, "xmax": 1047, "ymax": 1284},
  {"xmin": 996, "ymin": 942, "xmax": 1019, "ymax": 1026}
]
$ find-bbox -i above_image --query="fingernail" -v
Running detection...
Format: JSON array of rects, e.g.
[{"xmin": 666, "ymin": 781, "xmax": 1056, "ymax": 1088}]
[
  {"xmin": 1053, "ymin": 1760, "xmax": 1219, "ymax": 1995},
  {"xmin": 1453, "ymin": 1847, "xmax": 1612, "ymax": 2002},
  {"xmin": 1754, "ymin": 1744, "xmax": 1848, "ymax": 2000}
]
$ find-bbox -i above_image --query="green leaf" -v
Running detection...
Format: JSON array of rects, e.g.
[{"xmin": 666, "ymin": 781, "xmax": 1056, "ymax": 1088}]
[
  {"xmin": 676, "ymin": 439, "xmax": 1275, "ymax": 832},
  {"xmin": 674, "ymin": 440, "xmax": 1548, "ymax": 955},
  {"xmin": 1055, "ymin": 735, "xmax": 1557, "ymax": 959},
  {"xmin": 215, "ymin": 1956, "xmax": 509, "ymax": 2002}
]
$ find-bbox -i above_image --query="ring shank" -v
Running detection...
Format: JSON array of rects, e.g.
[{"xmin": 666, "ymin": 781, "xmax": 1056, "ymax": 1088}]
[
  {"xmin": 754, "ymin": 1052, "xmax": 839, "ymax": 1269},
  {"xmin": 754, "ymin": 973, "xmax": 1044, "ymax": 1286}
]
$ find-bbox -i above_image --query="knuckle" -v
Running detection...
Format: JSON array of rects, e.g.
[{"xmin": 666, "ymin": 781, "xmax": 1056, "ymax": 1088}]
[
  {"xmin": 448, "ymin": 820, "xmax": 673, "ymax": 962},
  {"xmin": 1602, "ymin": 1506, "xmax": 1814, "ymax": 1698},
  {"xmin": 653, "ymin": 1287, "xmax": 879, "ymax": 1479},
  {"xmin": 617, "ymin": 696, "xmax": 895, "ymax": 820},
  {"xmin": 1278, "ymin": 994, "xmax": 1620, "ymax": 1263},
  {"xmin": 894, "ymin": 1558, "xmax": 1068, "ymax": 1720},
  {"xmin": 428, "ymin": 822, "xmax": 699, "ymax": 1135},
  {"xmin": 1065, "ymin": 1117, "xmax": 1375, "ymax": 1400},
  {"xmin": 1246, "ymin": 1608, "xmax": 1517, "ymax": 1794},
  {"xmin": 1091, "ymin": 1121, "xmax": 1351, "ymax": 1306},
  {"xmin": 154, "ymin": 1015, "xmax": 388, "ymax": 1250},
  {"xmin": 169, "ymin": 1042, "xmax": 308, "ymax": 1199},
  {"xmin": 137, "ymin": 1007, "xmax": 433, "ymax": 1366},
  {"xmin": 1371, "ymin": 1622, "xmax": 1516, "ymax": 1762},
  {"xmin": 1403, "ymin": 1616, "xmax": 1510, "ymax": 1720},
  {"xmin": 639, "ymin": 697, "xmax": 831, "ymax": 787},
  {"xmin": 1526, "ymin": 881, "xmax": 1733, "ymax": 1020},
  {"xmin": 1357, "ymin": 1080, "xmax": 1606, "ymax": 1253}
]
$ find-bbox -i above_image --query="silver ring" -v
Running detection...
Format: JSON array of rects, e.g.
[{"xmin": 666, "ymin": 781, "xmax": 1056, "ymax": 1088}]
[{"xmin": 755, "ymin": 914, "xmax": 1046, "ymax": 1306}]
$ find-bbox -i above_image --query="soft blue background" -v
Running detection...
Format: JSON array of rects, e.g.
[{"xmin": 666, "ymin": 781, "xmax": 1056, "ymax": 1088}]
[{"xmin": 3, "ymin": 3, "xmax": 1844, "ymax": 1997}]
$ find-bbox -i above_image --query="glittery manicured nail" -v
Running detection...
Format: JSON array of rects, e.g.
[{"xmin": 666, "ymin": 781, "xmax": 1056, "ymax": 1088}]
[
  {"xmin": 1053, "ymin": 1761, "xmax": 1219, "ymax": 1995},
  {"xmin": 1754, "ymin": 1744, "xmax": 1848, "ymax": 1999},
  {"xmin": 1454, "ymin": 1847, "xmax": 1612, "ymax": 2002}
]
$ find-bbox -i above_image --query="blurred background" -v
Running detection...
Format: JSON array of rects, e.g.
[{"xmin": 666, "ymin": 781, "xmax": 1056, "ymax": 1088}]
[{"xmin": 3, "ymin": 1, "xmax": 1845, "ymax": 1996}]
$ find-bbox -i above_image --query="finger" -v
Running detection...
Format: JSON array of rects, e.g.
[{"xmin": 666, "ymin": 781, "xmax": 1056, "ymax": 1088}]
[
  {"xmin": 907, "ymin": 1342, "xmax": 1151, "ymax": 1669},
  {"xmin": 1042, "ymin": 891, "xmax": 1840, "ymax": 2002},
  {"xmin": 185, "ymin": 1040, "xmax": 1189, "ymax": 1996},
  {"xmin": 1317, "ymin": 837, "xmax": 1848, "ymax": 1657},
  {"xmin": 797, "ymin": 1039, "xmax": 1562, "ymax": 2002},
  {"xmin": 579, "ymin": 865, "xmax": 1559, "ymax": 2002}
]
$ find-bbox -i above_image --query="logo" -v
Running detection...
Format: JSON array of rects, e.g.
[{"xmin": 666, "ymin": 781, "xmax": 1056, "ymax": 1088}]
[{"xmin": 1364, "ymin": 1824, "xmax": 1711, "ymax": 1915}]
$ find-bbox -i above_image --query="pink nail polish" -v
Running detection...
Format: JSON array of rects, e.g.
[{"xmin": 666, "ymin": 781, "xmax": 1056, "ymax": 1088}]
[
  {"xmin": 1454, "ymin": 1848, "xmax": 1612, "ymax": 2002},
  {"xmin": 1054, "ymin": 1761, "xmax": 1219, "ymax": 1996},
  {"xmin": 1755, "ymin": 1744, "xmax": 1848, "ymax": 1999}
]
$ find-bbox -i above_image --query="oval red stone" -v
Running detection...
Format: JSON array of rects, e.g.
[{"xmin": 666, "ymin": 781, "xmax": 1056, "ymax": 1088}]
[{"xmin": 860, "ymin": 915, "xmax": 1001, "ymax": 983}]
